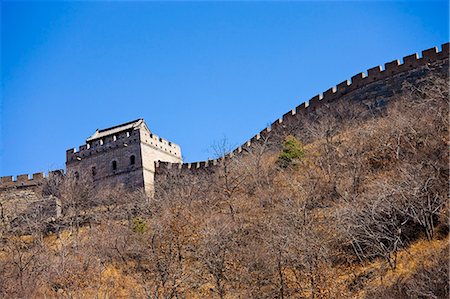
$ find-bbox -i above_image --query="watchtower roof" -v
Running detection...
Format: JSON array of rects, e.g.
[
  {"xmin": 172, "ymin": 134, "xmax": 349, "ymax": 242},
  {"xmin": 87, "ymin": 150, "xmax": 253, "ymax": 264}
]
[{"xmin": 86, "ymin": 118, "xmax": 148, "ymax": 142}]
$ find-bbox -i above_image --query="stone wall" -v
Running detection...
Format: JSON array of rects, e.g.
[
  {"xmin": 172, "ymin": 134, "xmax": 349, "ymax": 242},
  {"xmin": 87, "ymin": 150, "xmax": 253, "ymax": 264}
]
[
  {"xmin": 155, "ymin": 43, "xmax": 449, "ymax": 176},
  {"xmin": 0, "ymin": 186, "xmax": 43, "ymax": 228},
  {"xmin": 139, "ymin": 128, "xmax": 183, "ymax": 193}
]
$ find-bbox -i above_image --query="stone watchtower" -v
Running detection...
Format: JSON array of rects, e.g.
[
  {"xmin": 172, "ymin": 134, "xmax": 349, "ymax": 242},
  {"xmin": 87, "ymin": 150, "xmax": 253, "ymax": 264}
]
[{"xmin": 66, "ymin": 119, "xmax": 182, "ymax": 193}]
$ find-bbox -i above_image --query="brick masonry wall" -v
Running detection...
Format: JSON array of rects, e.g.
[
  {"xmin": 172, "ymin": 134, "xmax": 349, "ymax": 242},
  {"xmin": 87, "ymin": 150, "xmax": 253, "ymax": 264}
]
[
  {"xmin": 0, "ymin": 186, "xmax": 43, "ymax": 227},
  {"xmin": 155, "ymin": 44, "xmax": 449, "ymax": 178},
  {"xmin": 139, "ymin": 129, "xmax": 183, "ymax": 193}
]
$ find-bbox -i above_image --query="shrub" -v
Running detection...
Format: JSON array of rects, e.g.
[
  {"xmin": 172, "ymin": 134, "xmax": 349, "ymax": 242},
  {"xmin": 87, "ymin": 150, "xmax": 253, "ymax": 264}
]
[
  {"xmin": 278, "ymin": 135, "xmax": 304, "ymax": 168},
  {"xmin": 132, "ymin": 217, "xmax": 146, "ymax": 234}
]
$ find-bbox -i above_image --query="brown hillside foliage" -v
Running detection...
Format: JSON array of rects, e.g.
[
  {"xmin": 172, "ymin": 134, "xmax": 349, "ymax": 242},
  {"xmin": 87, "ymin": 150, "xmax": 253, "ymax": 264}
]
[{"xmin": 0, "ymin": 74, "xmax": 448, "ymax": 298}]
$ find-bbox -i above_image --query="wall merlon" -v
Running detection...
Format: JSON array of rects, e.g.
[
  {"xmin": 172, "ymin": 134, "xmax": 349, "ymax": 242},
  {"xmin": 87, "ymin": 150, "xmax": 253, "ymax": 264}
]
[
  {"xmin": 323, "ymin": 87, "xmax": 337, "ymax": 102},
  {"xmin": 259, "ymin": 127, "xmax": 271, "ymax": 139},
  {"xmin": 103, "ymin": 136, "xmax": 112, "ymax": 143},
  {"xmin": 440, "ymin": 43, "xmax": 449, "ymax": 57},
  {"xmin": 66, "ymin": 148, "xmax": 76, "ymax": 160},
  {"xmin": 1, "ymin": 176, "xmax": 13, "ymax": 184},
  {"xmin": 92, "ymin": 139, "xmax": 102, "ymax": 147},
  {"xmin": 270, "ymin": 119, "xmax": 280, "ymax": 131},
  {"xmin": 116, "ymin": 131, "xmax": 129, "ymax": 140},
  {"xmin": 351, "ymin": 72, "xmax": 367, "ymax": 86},
  {"xmin": 337, "ymin": 80, "xmax": 350, "ymax": 93},
  {"xmin": 296, "ymin": 102, "xmax": 307, "ymax": 114},
  {"xmin": 32, "ymin": 172, "xmax": 45, "ymax": 180},
  {"xmin": 17, "ymin": 174, "xmax": 30, "ymax": 182},
  {"xmin": 403, "ymin": 53, "xmax": 419, "ymax": 66},
  {"xmin": 368, "ymin": 66, "xmax": 382, "ymax": 79},
  {"xmin": 308, "ymin": 95, "xmax": 320, "ymax": 109},
  {"xmin": 422, "ymin": 46, "xmax": 438, "ymax": 61},
  {"xmin": 384, "ymin": 59, "xmax": 400, "ymax": 74},
  {"xmin": 242, "ymin": 138, "xmax": 252, "ymax": 150}
]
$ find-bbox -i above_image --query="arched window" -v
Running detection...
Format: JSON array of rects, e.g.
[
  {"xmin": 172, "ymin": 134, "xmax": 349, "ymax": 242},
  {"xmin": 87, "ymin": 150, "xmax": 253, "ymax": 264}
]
[
  {"xmin": 130, "ymin": 155, "xmax": 135, "ymax": 165},
  {"xmin": 112, "ymin": 160, "xmax": 117, "ymax": 171}
]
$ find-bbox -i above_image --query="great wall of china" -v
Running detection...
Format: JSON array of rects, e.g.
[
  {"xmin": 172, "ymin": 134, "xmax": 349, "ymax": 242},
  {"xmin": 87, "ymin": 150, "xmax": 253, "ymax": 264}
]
[
  {"xmin": 155, "ymin": 43, "xmax": 449, "ymax": 172},
  {"xmin": 0, "ymin": 43, "xmax": 448, "ymax": 193}
]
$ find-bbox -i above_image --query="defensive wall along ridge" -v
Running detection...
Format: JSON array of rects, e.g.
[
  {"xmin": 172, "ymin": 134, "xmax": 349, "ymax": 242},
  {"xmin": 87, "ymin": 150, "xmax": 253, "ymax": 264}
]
[
  {"xmin": 0, "ymin": 43, "xmax": 448, "ymax": 190},
  {"xmin": 155, "ymin": 43, "xmax": 449, "ymax": 172},
  {"xmin": 0, "ymin": 170, "xmax": 64, "ymax": 190}
]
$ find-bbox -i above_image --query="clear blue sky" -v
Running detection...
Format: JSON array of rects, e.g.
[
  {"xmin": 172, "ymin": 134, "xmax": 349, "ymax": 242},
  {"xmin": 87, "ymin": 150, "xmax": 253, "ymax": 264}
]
[{"xmin": 1, "ymin": 1, "xmax": 448, "ymax": 176}]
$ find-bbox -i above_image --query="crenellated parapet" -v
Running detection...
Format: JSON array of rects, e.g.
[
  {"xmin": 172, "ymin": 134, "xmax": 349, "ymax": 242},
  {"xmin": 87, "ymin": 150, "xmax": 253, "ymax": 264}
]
[
  {"xmin": 156, "ymin": 159, "xmax": 220, "ymax": 170},
  {"xmin": 66, "ymin": 128, "xmax": 181, "ymax": 163},
  {"xmin": 66, "ymin": 129, "xmax": 141, "ymax": 162},
  {"xmin": 140, "ymin": 131, "xmax": 182, "ymax": 158},
  {"xmin": 0, "ymin": 170, "xmax": 64, "ymax": 190},
  {"xmin": 155, "ymin": 43, "xmax": 449, "ymax": 172}
]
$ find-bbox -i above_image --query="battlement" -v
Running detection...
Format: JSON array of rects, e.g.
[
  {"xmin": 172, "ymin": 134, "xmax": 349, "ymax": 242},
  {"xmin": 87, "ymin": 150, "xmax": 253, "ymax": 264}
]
[
  {"xmin": 140, "ymin": 130, "xmax": 182, "ymax": 158},
  {"xmin": 66, "ymin": 122, "xmax": 181, "ymax": 162},
  {"xmin": 155, "ymin": 43, "xmax": 449, "ymax": 172},
  {"xmin": 66, "ymin": 129, "xmax": 141, "ymax": 162},
  {"xmin": 156, "ymin": 159, "xmax": 220, "ymax": 170},
  {"xmin": 0, "ymin": 170, "xmax": 64, "ymax": 190}
]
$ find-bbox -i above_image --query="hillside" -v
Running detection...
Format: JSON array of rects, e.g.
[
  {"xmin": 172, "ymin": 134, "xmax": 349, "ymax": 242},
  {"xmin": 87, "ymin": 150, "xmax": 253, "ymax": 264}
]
[{"xmin": 0, "ymin": 53, "xmax": 449, "ymax": 298}]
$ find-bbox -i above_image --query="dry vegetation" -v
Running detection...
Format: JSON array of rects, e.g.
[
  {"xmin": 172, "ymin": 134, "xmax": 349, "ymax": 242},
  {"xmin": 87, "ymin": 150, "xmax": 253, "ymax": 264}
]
[{"xmin": 0, "ymin": 75, "xmax": 448, "ymax": 298}]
